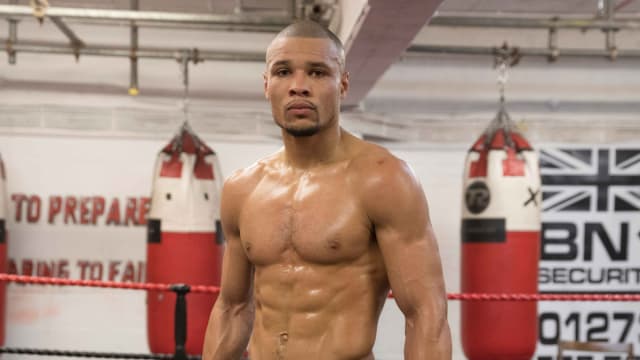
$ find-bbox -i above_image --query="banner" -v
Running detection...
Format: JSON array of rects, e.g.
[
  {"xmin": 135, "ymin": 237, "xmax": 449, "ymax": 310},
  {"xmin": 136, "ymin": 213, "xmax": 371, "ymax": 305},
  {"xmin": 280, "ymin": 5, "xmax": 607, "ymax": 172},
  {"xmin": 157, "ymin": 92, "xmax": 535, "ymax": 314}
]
[
  {"xmin": 1, "ymin": 136, "xmax": 158, "ymax": 352},
  {"xmin": 536, "ymin": 146, "xmax": 640, "ymax": 360}
]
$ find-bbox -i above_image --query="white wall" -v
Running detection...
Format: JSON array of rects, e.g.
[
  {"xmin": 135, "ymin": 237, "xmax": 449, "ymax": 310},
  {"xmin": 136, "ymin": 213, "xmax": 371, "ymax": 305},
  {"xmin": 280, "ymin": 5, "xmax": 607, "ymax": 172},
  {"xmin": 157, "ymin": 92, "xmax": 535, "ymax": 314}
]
[
  {"xmin": 2, "ymin": 113, "xmax": 640, "ymax": 359},
  {"xmin": 0, "ymin": 129, "xmax": 467, "ymax": 360}
]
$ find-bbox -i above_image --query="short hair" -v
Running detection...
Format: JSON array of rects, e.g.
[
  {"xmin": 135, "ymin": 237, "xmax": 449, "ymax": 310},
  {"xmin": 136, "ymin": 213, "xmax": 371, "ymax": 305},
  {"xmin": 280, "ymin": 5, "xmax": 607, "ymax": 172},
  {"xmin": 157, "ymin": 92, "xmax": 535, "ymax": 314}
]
[{"xmin": 267, "ymin": 20, "xmax": 346, "ymax": 71}]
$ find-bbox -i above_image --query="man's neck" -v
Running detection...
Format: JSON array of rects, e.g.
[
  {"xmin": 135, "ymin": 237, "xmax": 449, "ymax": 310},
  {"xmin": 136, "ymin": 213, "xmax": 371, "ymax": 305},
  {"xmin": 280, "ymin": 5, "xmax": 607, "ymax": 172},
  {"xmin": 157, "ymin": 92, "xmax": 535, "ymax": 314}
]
[{"xmin": 281, "ymin": 126, "xmax": 345, "ymax": 170}]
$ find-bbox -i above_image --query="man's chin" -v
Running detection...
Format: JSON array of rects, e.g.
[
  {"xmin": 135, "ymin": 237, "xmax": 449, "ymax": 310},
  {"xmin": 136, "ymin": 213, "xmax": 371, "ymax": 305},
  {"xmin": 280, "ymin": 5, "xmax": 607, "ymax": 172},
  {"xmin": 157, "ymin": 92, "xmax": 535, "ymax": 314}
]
[
  {"xmin": 275, "ymin": 115, "xmax": 320, "ymax": 137},
  {"xmin": 284, "ymin": 126, "xmax": 320, "ymax": 137}
]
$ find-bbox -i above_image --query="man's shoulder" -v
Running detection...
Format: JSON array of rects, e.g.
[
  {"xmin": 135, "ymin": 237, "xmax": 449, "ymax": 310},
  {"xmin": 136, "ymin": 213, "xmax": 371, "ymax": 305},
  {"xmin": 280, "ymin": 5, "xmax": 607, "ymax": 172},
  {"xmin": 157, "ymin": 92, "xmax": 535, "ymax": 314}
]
[
  {"xmin": 223, "ymin": 151, "xmax": 281, "ymax": 192},
  {"xmin": 348, "ymin": 141, "xmax": 426, "ymax": 222},
  {"xmin": 347, "ymin": 140, "xmax": 420, "ymax": 201},
  {"xmin": 348, "ymin": 141, "xmax": 410, "ymax": 179}
]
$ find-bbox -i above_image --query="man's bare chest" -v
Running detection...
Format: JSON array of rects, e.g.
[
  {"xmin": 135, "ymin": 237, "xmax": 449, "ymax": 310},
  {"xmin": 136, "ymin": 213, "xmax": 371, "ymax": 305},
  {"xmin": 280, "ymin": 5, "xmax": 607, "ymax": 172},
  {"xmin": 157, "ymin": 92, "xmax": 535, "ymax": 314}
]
[{"xmin": 238, "ymin": 172, "xmax": 372, "ymax": 266}]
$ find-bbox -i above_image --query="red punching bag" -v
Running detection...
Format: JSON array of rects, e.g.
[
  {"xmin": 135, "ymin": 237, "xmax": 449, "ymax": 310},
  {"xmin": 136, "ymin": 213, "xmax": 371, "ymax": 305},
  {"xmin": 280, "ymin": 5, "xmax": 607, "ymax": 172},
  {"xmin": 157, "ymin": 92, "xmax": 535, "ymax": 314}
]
[
  {"xmin": 146, "ymin": 123, "xmax": 224, "ymax": 355},
  {"xmin": 461, "ymin": 108, "xmax": 541, "ymax": 359},
  {"xmin": 0, "ymin": 153, "xmax": 7, "ymax": 346}
]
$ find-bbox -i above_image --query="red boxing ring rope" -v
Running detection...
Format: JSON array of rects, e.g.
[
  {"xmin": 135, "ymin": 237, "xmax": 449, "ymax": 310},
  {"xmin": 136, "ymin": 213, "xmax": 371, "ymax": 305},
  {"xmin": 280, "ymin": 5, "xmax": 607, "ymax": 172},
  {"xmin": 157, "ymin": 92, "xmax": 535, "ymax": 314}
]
[
  {"xmin": 0, "ymin": 274, "xmax": 219, "ymax": 293},
  {"xmin": 1, "ymin": 273, "xmax": 640, "ymax": 302}
]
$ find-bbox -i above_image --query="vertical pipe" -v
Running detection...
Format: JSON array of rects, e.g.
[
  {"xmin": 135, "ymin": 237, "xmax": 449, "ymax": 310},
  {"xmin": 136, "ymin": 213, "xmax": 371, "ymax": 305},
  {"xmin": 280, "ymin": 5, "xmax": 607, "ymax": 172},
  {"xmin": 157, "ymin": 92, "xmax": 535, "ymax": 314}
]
[
  {"xmin": 290, "ymin": 0, "xmax": 297, "ymax": 19},
  {"xmin": 8, "ymin": 18, "xmax": 17, "ymax": 64},
  {"xmin": 547, "ymin": 26, "xmax": 558, "ymax": 62},
  {"xmin": 604, "ymin": 0, "xmax": 615, "ymax": 17},
  {"xmin": 7, "ymin": 0, "xmax": 17, "ymax": 64},
  {"xmin": 597, "ymin": 0, "xmax": 606, "ymax": 17},
  {"xmin": 603, "ymin": 0, "xmax": 617, "ymax": 60},
  {"xmin": 296, "ymin": 0, "xmax": 309, "ymax": 20},
  {"xmin": 129, "ymin": 0, "xmax": 139, "ymax": 95},
  {"xmin": 234, "ymin": 0, "xmax": 243, "ymax": 14}
]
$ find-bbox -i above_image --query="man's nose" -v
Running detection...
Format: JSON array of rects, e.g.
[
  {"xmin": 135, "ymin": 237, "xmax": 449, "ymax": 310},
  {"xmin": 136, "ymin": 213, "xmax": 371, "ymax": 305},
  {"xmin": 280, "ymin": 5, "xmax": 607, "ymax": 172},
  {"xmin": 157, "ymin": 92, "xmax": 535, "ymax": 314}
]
[{"xmin": 288, "ymin": 72, "xmax": 310, "ymax": 97}]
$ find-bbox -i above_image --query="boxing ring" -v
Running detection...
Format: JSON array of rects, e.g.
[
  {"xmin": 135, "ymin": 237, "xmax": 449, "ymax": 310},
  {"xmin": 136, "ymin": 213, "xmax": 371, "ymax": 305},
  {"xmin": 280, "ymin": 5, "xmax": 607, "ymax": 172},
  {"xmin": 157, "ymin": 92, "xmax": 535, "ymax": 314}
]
[{"xmin": 0, "ymin": 273, "xmax": 638, "ymax": 359}]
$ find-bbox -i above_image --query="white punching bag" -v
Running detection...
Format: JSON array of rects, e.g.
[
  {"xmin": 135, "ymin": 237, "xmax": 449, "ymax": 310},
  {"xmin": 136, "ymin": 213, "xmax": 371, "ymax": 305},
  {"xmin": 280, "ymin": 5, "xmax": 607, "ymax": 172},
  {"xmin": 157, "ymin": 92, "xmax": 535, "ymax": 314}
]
[
  {"xmin": 461, "ymin": 107, "xmax": 542, "ymax": 360},
  {"xmin": 146, "ymin": 123, "xmax": 224, "ymax": 355}
]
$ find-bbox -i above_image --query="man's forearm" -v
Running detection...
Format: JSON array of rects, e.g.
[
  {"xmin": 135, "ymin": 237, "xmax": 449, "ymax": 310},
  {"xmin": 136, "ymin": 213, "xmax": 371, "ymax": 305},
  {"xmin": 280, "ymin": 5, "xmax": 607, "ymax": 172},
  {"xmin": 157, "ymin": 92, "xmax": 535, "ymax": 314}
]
[
  {"xmin": 202, "ymin": 300, "xmax": 254, "ymax": 360},
  {"xmin": 404, "ymin": 314, "xmax": 452, "ymax": 360}
]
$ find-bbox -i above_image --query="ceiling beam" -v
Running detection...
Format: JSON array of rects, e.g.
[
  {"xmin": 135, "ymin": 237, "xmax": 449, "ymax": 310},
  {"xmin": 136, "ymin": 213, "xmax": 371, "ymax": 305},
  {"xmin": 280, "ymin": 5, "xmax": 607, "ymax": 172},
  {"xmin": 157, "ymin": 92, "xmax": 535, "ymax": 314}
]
[{"xmin": 342, "ymin": 0, "xmax": 444, "ymax": 108}]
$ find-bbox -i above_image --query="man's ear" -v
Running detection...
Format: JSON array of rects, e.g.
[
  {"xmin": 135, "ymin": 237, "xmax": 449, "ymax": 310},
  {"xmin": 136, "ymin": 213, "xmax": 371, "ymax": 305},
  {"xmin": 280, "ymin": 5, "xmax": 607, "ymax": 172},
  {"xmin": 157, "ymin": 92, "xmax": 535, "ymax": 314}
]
[
  {"xmin": 263, "ymin": 72, "xmax": 269, "ymax": 99},
  {"xmin": 339, "ymin": 71, "xmax": 350, "ymax": 99}
]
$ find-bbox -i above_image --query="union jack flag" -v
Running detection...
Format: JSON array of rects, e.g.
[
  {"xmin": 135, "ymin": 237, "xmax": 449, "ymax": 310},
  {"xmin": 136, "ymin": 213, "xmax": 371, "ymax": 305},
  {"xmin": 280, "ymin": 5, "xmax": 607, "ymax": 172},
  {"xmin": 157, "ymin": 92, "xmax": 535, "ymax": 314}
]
[{"xmin": 540, "ymin": 147, "xmax": 640, "ymax": 212}]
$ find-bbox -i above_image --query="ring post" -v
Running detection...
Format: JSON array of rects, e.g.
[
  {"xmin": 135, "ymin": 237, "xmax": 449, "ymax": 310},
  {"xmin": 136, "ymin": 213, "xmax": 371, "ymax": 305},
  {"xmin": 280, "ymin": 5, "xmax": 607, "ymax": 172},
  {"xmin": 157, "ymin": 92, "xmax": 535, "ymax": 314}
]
[{"xmin": 170, "ymin": 284, "xmax": 191, "ymax": 360}]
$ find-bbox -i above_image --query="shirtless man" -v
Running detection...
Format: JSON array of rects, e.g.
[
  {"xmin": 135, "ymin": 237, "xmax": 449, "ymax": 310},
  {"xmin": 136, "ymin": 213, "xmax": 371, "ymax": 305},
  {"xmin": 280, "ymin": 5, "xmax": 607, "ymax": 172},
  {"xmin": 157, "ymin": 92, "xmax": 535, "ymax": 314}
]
[{"xmin": 202, "ymin": 20, "xmax": 451, "ymax": 360}]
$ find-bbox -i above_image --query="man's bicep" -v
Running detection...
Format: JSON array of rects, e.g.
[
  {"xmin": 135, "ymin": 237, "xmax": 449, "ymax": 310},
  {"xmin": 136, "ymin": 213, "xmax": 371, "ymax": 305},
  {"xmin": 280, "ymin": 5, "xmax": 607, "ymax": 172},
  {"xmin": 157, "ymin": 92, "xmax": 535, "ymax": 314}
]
[
  {"xmin": 369, "ymin": 164, "xmax": 446, "ymax": 313},
  {"xmin": 217, "ymin": 178, "xmax": 253, "ymax": 304},
  {"xmin": 218, "ymin": 232, "xmax": 253, "ymax": 304},
  {"xmin": 378, "ymin": 219, "xmax": 445, "ymax": 307}
]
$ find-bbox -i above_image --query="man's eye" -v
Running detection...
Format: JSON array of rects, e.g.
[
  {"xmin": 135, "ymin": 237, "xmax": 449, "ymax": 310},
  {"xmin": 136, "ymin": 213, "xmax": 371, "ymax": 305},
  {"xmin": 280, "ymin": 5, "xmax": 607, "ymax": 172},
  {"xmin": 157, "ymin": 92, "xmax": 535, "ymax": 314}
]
[
  {"xmin": 275, "ymin": 69, "xmax": 290, "ymax": 76},
  {"xmin": 310, "ymin": 70, "xmax": 325, "ymax": 77}
]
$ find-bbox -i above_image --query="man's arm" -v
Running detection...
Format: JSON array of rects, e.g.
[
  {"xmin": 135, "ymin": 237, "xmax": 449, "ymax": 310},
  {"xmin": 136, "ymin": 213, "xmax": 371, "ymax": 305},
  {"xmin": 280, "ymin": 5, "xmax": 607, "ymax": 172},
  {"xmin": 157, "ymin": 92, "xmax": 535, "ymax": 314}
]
[
  {"xmin": 202, "ymin": 175, "xmax": 254, "ymax": 360},
  {"xmin": 361, "ymin": 155, "xmax": 451, "ymax": 359}
]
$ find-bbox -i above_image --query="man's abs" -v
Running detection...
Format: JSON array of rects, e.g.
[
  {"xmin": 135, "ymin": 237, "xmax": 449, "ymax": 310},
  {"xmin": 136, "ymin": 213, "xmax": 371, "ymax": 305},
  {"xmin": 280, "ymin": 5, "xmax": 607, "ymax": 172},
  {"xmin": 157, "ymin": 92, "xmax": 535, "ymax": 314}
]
[{"xmin": 247, "ymin": 261, "xmax": 388, "ymax": 360}]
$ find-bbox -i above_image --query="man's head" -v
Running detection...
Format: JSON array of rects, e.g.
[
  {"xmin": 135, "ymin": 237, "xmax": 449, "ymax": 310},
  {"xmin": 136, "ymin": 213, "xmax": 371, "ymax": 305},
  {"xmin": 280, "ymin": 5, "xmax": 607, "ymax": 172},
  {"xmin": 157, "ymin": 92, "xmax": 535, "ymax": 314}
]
[
  {"xmin": 264, "ymin": 20, "xmax": 349, "ymax": 138},
  {"xmin": 266, "ymin": 20, "xmax": 346, "ymax": 73}
]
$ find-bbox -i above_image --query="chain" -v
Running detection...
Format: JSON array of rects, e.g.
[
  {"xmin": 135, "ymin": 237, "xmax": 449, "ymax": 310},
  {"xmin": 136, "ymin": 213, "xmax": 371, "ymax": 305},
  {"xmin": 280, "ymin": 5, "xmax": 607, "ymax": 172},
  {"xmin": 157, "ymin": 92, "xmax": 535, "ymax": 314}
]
[
  {"xmin": 497, "ymin": 62, "xmax": 508, "ymax": 104},
  {"xmin": 493, "ymin": 42, "xmax": 521, "ymax": 106},
  {"xmin": 179, "ymin": 51, "xmax": 190, "ymax": 125}
]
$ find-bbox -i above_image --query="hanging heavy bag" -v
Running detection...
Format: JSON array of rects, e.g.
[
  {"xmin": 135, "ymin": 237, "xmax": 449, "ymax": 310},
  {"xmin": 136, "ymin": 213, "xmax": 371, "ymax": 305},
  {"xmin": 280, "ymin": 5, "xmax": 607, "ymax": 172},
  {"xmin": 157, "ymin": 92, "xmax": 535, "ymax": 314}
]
[
  {"xmin": 461, "ymin": 104, "xmax": 542, "ymax": 359},
  {"xmin": 146, "ymin": 123, "xmax": 224, "ymax": 355}
]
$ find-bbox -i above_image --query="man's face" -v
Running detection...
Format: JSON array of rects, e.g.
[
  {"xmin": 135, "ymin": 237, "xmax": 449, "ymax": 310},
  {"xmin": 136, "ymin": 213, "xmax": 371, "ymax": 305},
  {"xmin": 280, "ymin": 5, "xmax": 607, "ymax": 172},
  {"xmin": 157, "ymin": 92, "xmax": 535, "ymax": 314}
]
[{"xmin": 264, "ymin": 36, "xmax": 349, "ymax": 137}]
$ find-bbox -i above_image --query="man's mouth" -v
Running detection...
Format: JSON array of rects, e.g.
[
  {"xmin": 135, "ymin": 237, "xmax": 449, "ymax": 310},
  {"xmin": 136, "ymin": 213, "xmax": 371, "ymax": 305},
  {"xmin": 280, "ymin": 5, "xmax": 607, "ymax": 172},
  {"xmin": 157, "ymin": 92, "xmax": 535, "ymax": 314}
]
[{"xmin": 286, "ymin": 100, "xmax": 316, "ymax": 111}]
